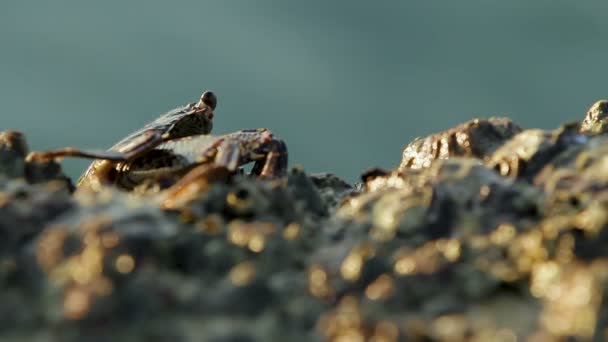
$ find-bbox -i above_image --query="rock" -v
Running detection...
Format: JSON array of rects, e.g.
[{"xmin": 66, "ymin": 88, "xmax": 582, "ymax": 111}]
[
  {"xmin": 0, "ymin": 131, "xmax": 28, "ymax": 179},
  {"xmin": 309, "ymin": 173, "xmax": 355, "ymax": 213},
  {"xmin": 398, "ymin": 117, "xmax": 522, "ymax": 171},
  {"xmin": 488, "ymin": 123, "xmax": 588, "ymax": 180},
  {"xmin": 0, "ymin": 180, "xmax": 73, "ymax": 254},
  {"xmin": 581, "ymin": 99, "xmax": 608, "ymax": 134},
  {"xmin": 0, "ymin": 130, "xmax": 73, "ymax": 189}
]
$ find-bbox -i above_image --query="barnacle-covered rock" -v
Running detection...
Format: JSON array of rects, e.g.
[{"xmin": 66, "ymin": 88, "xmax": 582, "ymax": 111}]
[
  {"xmin": 488, "ymin": 124, "xmax": 588, "ymax": 180},
  {"xmin": 342, "ymin": 158, "xmax": 542, "ymax": 237},
  {"xmin": 324, "ymin": 107, "xmax": 608, "ymax": 339},
  {"xmin": 313, "ymin": 153, "xmax": 608, "ymax": 340},
  {"xmin": 580, "ymin": 99, "xmax": 608, "ymax": 134},
  {"xmin": 17, "ymin": 187, "xmax": 324, "ymax": 341},
  {"xmin": 0, "ymin": 167, "xmax": 335, "ymax": 340},
  {"xmin": 307, "ymin": 164, "xmax": 543, "ymax": 339},
  {"xmin": 0, "ymin": 131, "xmax": 74, "ymax": 254},
  {"xmin": 309, "ymin": 172, "xmax": 355, "ymax": 212},
  {"xmin": 398, "ymin": 117, "xmax": 522, "ymax": 171},
  {"xmin": 0, "ymin": 179, "xmax": 72, "ymax": 254},
  {"xmin": 0, "ymin": 130, "xmax": 73, "ymax": 187},
  {"xmin": 534, "ymin": 135, "xmax": 608, "ymax": 194},
  {"xmin": 0, "ymin": 131, "xmax": 29, "ymax": 179}
]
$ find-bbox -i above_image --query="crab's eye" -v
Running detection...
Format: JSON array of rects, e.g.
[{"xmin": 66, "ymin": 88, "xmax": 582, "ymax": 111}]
[{"xmin": 200, "ymin": 91, "xmax": 217, "ymax": 110}]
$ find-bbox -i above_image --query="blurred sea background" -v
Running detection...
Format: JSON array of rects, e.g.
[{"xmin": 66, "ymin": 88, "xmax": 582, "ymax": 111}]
[{"xmin": 1, "ymin": 0, "xmax": 607, "ymax": 182}]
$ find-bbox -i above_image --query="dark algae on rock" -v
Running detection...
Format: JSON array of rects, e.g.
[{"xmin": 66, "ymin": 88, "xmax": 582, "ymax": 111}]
[{"xmin": 3, "ymin": 96, "xmax": 608, "ymax": 341}]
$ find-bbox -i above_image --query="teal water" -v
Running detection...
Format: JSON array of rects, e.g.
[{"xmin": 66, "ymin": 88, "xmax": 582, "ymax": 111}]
[{"xmin": 2, "ymin": 1, "xmax": 607, "ymax": 182}]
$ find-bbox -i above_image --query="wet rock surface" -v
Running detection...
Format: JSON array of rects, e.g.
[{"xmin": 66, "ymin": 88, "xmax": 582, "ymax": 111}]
[{"xmin": 3, "ymin": 100, "xmax": 608, "ymax": 341}]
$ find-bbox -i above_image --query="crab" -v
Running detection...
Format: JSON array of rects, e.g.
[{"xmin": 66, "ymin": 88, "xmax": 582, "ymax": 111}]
[
  {"xmin": 27, "ymin": 91, "xmax": 288, "ymax": 195},
  {"xmin": 132, "ymin": 128, "xmax": 288, "ymax": 209}
]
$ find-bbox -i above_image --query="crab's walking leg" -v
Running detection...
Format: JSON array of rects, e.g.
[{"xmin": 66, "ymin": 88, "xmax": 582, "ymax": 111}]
[
  {"xmin": 214, "ymin": 140, "xmax": 241, "ymax": 171},
  {"xmin": 161, "ymin": 163, "xmax": 232, "ymax": 210},
  {"xmin": 161, "ymin": 140, "xmax": 242, "ymax": 209},
  {"xmin": 27, "ymin": 148, "xmax": 130, "ymax": 163},
  {"xmin": 251, "ymin": 139, "xmax": 288, "ymax": 178},
  {"xmin": 26, "ymin": 130, "xmax": 163, "ymax": 163}
]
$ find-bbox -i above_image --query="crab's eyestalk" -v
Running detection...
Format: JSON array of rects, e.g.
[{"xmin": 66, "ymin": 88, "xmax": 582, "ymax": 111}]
[
  {"xmin": 199, "ymin": 90, "xmax": 217, "ymax": 110},
  {"xmin": 165, "ymin": 91, "xmax": 217, "ymax": 139}
]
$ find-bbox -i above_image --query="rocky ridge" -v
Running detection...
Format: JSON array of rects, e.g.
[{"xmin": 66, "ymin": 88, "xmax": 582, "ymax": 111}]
[{"xmin": 2, "ymin": 100, "xmax": 608, "ymax": 341}]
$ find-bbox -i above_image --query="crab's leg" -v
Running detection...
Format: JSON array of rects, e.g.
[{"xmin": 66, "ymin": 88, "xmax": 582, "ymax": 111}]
[
  {"xmin": 27, "ymin": 148, "xmax": 129, "ymax": 163},
  {"xmin": 251, "ymin": 139, "xmax": 288, "ymax": 178},
  {"xmin": 26, "ymin": 130, "xmax": 163, "ymax": 163},
  {"xmin": 160, "ymin": 140, "xmax": 241, "ymax": 209},
  {"xmin": 161, "ymin": 163, "xmax": 232, "ymax": 210},
  {"xmin": 214, "ymin": 140, "xmax": 241, "ymax": 171}
]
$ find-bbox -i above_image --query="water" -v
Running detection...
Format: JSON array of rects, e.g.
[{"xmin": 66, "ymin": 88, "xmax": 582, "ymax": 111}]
[{"xmin": 2, "ymin": 0, "xmax": 607, "ymax": 182}]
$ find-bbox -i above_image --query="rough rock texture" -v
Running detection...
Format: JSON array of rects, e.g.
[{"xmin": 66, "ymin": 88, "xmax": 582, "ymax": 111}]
[
  {"xmin": 398, "ymin": 117, "xmax": 522, "ymax": 171},
  {"xmin": 3, "ymin": 100, "xmax": 608, "ymax": 341},
  {"xmin": 581, "ymin": 100, "xmax": 608, "ymax": 134}
]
